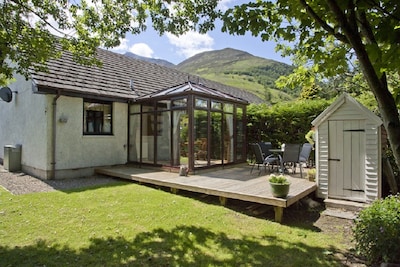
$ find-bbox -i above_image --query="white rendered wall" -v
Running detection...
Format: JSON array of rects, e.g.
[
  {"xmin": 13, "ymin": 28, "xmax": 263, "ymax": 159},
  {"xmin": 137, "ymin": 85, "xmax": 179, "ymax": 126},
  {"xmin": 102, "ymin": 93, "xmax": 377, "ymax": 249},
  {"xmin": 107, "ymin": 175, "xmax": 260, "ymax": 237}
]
[
  {"xmin": 0, "ymin": 75, "xmax": 128, "ymax": 179},
  {"xmin": 53, "ymin": 96, "xmax": 128, "ymax": 178},
  {"xmin": 0, "ymin": 75, "xmax": 50, "ymax": 173}
]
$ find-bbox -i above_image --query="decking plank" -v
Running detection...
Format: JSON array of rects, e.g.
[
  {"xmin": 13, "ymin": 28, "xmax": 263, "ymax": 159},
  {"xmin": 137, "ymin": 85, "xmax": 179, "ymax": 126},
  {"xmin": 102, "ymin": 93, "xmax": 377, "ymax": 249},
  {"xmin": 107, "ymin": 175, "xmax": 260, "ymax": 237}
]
[{"xmin": 96, "ymin": 165, "xmax": 317, "ymax": 222}]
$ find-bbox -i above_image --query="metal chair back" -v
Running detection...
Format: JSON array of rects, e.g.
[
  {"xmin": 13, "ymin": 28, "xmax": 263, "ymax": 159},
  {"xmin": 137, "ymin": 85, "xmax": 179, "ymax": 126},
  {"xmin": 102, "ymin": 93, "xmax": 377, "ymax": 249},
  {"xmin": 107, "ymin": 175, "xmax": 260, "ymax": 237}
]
[
  {"xmin": 299, "ymin": 143, "xmax": 313, "ymax": 163},
  {"xmin": 249, "ymin": 143, "xmax": 266, "ymax": 175},
  {"xmin": 282, "ymin": 144, "xmax": 302, "ymax": 163},
  {"xmin": 258, "ymin": 142, "xmax": 273, "ymax": 158}
]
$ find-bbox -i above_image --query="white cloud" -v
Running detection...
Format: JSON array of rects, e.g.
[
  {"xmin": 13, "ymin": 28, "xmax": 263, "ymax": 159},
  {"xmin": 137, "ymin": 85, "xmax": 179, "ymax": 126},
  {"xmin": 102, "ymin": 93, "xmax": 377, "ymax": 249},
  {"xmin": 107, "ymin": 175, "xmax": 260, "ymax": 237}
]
[
  {"xmin": 109, "ymin": 38, "xmax": 129, "ymax": 52},
  {"xmin": 166, "ymin": 31, "xmax": 214, "ymax": 59},
  {"xmin": 129, "ymin": 43, "xmax": 154, "ymax": 57},
  {"xmin": 218, "ymin": 0, "xmax": 235, "ymax": 11}
]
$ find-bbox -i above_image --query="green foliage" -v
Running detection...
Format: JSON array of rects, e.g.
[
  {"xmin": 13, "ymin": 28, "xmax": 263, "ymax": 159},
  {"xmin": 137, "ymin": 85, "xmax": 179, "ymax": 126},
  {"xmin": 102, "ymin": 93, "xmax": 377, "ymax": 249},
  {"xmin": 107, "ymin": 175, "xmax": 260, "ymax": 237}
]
[
  {"xmin": 300, "ymin": 83, "xmax": 322, "ymax": 100},
  {"xmin": 0, "ymin": 0, "xmax": 220, "ymax": 84},
  {"xmin": 268, "ymin": 174, "xmax": 289, "ymax": 185},
  {"xmin": 353, "ymin": 195, "xmax": 400, "ymax": 264},
  {"xmin": 246, "ymin": 99, "xmax": 332, "ymax": 145},
  {"xmin": 220, "ymin": 0, "xmax": 400, "ymax": 185}
]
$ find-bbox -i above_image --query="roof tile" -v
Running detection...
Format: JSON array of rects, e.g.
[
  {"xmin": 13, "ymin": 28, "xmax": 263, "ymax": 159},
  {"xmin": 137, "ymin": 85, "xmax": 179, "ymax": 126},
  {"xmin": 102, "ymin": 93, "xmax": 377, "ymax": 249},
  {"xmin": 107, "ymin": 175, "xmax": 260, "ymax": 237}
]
[{"xmin": 30, "ymin": 47, "xmax": 263, "ymax": 103}]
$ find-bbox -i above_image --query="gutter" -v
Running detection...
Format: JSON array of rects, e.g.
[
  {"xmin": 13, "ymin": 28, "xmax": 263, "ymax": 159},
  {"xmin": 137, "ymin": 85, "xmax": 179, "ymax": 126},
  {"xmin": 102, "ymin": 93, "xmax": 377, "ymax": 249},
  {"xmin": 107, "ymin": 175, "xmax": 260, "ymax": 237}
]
[{"xmin": 50, "ymin": 91, "xmax": 61, "ymax": 179}]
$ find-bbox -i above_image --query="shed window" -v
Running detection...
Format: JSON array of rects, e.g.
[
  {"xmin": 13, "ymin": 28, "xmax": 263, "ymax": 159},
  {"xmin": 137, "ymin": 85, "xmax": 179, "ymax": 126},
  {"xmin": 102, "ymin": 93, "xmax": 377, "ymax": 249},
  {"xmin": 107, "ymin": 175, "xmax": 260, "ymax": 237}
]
[{"xmin": 83, "ymin": 100, "xmax": 112, "ymax": 135}]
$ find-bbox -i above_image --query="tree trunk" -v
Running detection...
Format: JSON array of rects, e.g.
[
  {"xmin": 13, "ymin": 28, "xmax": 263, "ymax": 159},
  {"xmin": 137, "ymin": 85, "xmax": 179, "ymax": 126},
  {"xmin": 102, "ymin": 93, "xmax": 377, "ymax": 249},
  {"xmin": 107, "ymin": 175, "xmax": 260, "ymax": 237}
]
[
  {"xmin": 383, "ymin": 156, "xmax": 398, "ymax": 194},
  {"xmin": 356, "ymin": 49, "xmax": 400, "ymax": 193},
  {"xmin": 326, "ymin": 0, "xmax": 400, "ymax": 192}
]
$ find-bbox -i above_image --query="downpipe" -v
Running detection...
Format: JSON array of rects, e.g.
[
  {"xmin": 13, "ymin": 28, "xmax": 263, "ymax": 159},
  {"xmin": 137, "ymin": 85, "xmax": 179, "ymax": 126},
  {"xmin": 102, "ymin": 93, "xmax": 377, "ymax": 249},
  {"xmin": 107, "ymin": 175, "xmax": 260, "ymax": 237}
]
[{"xmin": 51, "ymin": 91, "xmax": 61, "ymax": 179}]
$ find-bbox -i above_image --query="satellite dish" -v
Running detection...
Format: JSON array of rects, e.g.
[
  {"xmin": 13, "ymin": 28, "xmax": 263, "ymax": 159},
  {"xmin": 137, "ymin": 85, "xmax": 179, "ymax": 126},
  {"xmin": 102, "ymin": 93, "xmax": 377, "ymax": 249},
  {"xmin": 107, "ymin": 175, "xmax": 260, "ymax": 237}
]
[{"xmin": 0, "ymin": 87, "xmax": 12, "ymax": 102}]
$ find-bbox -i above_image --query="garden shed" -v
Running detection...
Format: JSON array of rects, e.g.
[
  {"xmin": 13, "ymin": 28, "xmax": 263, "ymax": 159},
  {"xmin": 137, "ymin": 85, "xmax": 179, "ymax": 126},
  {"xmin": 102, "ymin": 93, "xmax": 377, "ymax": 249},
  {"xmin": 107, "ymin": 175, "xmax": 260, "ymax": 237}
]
[{"xmin": 312, "ymin": 93, "xmax": 382, "ymax": 203}]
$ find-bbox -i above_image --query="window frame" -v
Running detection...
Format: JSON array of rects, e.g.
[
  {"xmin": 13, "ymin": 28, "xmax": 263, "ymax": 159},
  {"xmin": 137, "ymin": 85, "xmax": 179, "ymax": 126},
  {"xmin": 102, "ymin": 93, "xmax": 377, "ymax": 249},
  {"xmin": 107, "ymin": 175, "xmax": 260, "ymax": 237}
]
[{"xmin": 83, "ymin": 99, "xmax": 113, "ymax": 135}]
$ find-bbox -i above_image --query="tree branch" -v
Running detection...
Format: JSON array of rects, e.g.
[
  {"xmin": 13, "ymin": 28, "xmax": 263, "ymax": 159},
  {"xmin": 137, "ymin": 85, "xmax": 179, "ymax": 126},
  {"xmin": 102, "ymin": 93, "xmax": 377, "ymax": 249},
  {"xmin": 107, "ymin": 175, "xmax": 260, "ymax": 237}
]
[
  {"xmin": 366, "ymin": 0, "xmax": 400, "ymax": 22},
  {"xmin": 10, "ymin": 0, "xmax": 70, "ymax": 38},
  {"xmin": 298, "ymin": 0, "xmax": 348, "ymax": 43},
  {"xmin": 356, "ymin": 10, "xmax": 377, "ymax": 45}
]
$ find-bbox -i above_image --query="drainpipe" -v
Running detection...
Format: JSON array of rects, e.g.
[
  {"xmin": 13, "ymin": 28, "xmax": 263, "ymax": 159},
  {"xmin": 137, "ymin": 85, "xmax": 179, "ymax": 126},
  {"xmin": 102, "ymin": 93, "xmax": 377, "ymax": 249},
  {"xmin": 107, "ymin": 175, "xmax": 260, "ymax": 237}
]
[
  {"xmin": 50, "ymin": 91, "xmax": 61, "ymax": 179},
  {"xmin": 127, "ymin": 100, "xmax": 131, "ymax": 163}
]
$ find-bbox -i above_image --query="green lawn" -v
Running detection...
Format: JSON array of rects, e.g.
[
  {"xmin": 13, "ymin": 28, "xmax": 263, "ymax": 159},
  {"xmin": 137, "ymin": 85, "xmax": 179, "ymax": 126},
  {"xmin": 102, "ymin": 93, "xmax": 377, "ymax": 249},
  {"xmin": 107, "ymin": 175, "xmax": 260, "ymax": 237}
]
[{"xmin": 0, "ymin": 180, "xmax": 352, "ymax": 266}]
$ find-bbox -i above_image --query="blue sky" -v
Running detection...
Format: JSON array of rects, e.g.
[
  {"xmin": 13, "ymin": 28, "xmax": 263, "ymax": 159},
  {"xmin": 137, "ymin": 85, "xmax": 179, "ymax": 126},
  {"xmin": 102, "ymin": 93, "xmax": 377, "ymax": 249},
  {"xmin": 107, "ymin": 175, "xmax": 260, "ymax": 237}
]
[{"xmin": 110, "ymin": 0, "xmax": 292, "ymax": 66}]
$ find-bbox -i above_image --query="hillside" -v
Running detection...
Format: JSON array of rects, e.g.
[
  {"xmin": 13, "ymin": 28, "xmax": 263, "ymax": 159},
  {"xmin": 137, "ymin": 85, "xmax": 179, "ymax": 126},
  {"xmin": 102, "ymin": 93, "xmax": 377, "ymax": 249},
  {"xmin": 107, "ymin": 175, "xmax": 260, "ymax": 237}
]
[
  {"xmin": 124, "ymin": 52, "xmax": 175, "ymax": 68},
  {"xmin": 176, "ymin": 48, "xmax": 296, "ymax": 103}
]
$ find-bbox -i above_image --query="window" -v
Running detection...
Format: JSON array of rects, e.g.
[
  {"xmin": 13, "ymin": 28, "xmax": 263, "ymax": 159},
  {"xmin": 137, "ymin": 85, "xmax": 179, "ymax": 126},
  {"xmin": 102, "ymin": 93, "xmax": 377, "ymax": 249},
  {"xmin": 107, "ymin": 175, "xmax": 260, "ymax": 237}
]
[
  {"xmin": 83, "ymin": 100, "xmax": 112, "ymax": 135},
  {"xmin": 195, "ymin": 98, "xmax": 208, "ymax": 108}
]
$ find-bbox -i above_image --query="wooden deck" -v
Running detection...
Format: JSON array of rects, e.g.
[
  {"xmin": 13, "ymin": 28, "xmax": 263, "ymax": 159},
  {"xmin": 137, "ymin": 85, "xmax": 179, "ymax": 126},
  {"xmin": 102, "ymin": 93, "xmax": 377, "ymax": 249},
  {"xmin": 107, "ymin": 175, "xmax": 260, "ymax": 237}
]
[{"xmin": 96, "ymin": 165, "xmax": 317, "ymax": 223}]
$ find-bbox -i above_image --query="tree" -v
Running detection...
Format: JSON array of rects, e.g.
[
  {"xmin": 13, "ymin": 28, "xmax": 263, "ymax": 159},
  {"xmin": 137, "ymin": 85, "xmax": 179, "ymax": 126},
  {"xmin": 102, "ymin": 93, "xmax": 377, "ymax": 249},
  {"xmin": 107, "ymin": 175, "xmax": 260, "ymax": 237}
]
[
  {"xmin": 300, "ymin": 83, "xmax": 322, "ymax": 100},
  {"xmin": 0, "ymin": 0, "xmax": 219, "ymax": 85},
  {"xmin": 221, "ymin": 0, "xmax": 400, "ymax": 190}
]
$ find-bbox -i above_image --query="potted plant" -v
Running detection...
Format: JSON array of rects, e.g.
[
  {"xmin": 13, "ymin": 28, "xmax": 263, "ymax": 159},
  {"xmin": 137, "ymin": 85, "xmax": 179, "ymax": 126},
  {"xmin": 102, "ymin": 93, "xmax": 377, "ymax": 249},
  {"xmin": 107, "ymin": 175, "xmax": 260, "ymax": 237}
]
[
  {"xmin": 306, "ymin": 168, "xmax": 316, "ymax": 182},
  {"xmin": 269, "ymin": 174, "xmax": 290, "ymax": 198}
]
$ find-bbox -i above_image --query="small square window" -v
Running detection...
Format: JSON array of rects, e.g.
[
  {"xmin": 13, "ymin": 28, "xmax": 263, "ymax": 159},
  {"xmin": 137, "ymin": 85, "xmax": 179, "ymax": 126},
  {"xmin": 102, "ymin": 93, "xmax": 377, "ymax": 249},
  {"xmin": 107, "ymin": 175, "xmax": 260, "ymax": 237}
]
[
  {"xmin": 211, "ymin": 101, "xmax": 222, "ymax": 110},
  {"xmin": 195, "ymin": 98, "xmax": 208, "ymax": 108},
  {"xmin": 83, "ymin": 100, "xmax": 112, "ymax": 135}
]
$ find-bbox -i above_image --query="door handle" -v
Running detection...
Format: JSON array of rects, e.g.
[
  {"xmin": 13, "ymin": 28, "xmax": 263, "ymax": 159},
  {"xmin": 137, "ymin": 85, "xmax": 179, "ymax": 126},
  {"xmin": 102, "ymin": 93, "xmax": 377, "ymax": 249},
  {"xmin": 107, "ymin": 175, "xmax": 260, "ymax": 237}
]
[{"xmin": 328, "ymin": 158, "xmax": 340, "ymax": 161}]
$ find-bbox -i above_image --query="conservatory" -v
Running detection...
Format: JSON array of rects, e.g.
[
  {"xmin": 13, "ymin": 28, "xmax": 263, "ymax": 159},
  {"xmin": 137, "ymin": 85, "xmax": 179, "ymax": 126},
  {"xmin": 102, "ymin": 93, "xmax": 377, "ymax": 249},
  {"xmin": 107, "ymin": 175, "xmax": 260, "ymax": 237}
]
[{"xmin": 129, "ymin": 82, "xmax": 248, "ymax": 172}]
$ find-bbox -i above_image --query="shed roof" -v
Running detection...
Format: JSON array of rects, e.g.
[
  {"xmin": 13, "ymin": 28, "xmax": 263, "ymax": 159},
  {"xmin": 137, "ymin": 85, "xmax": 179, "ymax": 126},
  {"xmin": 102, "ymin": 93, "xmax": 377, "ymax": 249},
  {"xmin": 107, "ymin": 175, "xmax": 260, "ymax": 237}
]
[
  {"xmin": 312, "ymin": 93, "xmax": 382, "ymax": 126},
  {"xmin": 30, "ymin": 48, "xmax": 262, "ymax": 104}
]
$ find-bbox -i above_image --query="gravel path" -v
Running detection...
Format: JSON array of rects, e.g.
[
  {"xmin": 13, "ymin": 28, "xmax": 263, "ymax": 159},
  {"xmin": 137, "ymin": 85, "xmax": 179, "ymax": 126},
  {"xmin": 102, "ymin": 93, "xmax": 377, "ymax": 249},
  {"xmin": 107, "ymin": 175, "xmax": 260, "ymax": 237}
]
[{"xmin": 0, "ymin": 164, "xmax": 117, "ymax": 195}]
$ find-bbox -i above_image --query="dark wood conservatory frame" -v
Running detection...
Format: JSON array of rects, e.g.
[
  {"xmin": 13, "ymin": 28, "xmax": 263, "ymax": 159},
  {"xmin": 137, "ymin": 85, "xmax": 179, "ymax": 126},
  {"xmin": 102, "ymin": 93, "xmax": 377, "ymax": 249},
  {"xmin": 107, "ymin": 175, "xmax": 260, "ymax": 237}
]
[{"xmin": 128, "ymin": 82, "xmax": 248, "ymax": 173}]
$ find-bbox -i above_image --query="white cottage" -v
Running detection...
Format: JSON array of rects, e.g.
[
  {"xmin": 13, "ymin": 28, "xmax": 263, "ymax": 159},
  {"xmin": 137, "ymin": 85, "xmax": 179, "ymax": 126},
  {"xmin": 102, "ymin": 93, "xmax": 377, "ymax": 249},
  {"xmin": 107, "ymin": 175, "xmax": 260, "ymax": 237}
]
[
  {"xmin": 312, "ymin": 93, "xmax": 382, "ymax": 203},
  {"xmin": 0, "ymin": 48, "xmax": 262, "ymax": 180}
]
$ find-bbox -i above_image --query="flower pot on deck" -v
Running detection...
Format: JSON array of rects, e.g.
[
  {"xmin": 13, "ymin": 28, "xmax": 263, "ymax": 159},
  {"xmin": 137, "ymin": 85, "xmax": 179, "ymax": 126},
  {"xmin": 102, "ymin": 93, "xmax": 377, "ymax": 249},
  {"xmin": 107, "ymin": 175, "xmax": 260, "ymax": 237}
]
[
  {"xmin": 269, "ymin": 182, "xmax": 290, "ymax": 198},
  {"xmin": 268, "ymin": 174, "xmax": 290, "ymax": 198}
]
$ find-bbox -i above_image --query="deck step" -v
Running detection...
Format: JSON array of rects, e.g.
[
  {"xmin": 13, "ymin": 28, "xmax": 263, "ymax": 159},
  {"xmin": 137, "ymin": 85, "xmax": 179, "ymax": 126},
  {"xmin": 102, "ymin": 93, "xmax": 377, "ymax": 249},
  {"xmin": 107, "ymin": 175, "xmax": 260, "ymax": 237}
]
[
  {"xmin": 323, "ymin": 199, "xmax": 369, "ymax": 219},
  {"xmin": 324, "ymin": 199, "xmax": 369, "ymax": 212},
  {"xmin": 322, "ymin": 208, "xmax": 358, "ymax": 220}
]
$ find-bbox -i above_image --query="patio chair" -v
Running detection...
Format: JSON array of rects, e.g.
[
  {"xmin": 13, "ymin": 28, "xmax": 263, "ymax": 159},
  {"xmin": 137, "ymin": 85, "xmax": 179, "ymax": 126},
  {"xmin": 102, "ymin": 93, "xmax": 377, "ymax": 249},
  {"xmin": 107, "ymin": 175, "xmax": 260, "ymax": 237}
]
[
  {"xmin": 250, "ymin": 143, "xmax": 280, "ymax": 175},
  {"xmin": 299, "ymin": 143, "xmax": 313, "ymax": 170},
  {"xmin": 258, "ymin": 142, "xmax": 272, "ymax": 157},
  {"xmin": 259, "ymin": 142, "xmax": 280, "ymax": 172},
  {"xmin": 280, "ymin": 143, "xmax": 302, "ymax": 177},
  {"xmin": 249, "ymin": 143, "xmax": 266, "ymax": 175}
]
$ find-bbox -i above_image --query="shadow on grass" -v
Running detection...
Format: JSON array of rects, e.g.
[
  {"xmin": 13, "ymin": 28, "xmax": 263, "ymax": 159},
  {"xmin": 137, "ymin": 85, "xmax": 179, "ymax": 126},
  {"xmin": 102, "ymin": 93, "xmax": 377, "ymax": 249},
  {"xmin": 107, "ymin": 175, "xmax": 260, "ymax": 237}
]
[
  {"xmin": 0, "ymin": 225, "xmax": 350, "ymax": 267},
  {"xmin": 43, "ymin": 176, "xmax": 129, "ymax": 194},
  {"xmin": 160, "ymin": 186, "xmax": 324, "ymax": 232}
]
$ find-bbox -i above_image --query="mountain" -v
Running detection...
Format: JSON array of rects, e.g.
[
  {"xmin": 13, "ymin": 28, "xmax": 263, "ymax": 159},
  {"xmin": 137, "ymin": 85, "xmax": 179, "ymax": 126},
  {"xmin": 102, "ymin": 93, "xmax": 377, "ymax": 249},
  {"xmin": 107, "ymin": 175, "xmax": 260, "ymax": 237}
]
[
  {"xmin": 176, "ymin": 48, "xmax": 296, "ymax": 102},
  {"xmin": 123, "ymin": 48, "xmax": 296, "ymax": 103},
  {"xmin": 124, "ymin": 52, "xmax": 175, "ymax": 68}
]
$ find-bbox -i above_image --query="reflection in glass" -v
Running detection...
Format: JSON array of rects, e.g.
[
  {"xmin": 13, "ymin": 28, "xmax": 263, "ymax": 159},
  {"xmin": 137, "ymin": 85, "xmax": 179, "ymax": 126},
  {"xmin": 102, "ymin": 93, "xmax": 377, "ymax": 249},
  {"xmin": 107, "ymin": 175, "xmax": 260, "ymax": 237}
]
[
  {"xmin": 194, "ymin": 110, "xmax": 208, "ymax": 167},
  {"xmin": 211, "ymin": 101, "xmax": 222, "ymax": 110},
  {"xmin": 210, "ymin": 111, "xmax": 222, "ymax": 165},
  {"xmin": 157, "ymin": 111, "xmax": 171, "ymax": 165},
  {"xmin": 172, "ymin": 98, "xmax": 187, "ymax": 108},
  {"xmin": 142, "ymin": 112, "xmax": 155, "ymax": 164},
  {"xmin": 129, "ymin": 114, "xmax": 140, "ymax": 162},
  {"xmin": 236, "ymin": 106, "xmax": 244, "ymax": 160},
  {"xmin": 224, "ymin": 103, "xmax": 234, "ymax": 113},
  {"xmin": 224, "ymin": 113, "xmax": 234, "ymax": 163},
  {"xmin": 172, "ymin": 111, "xmax": 188, "ymax": 166},
  {"xmin": 195, "ymin": 98, "xmax": 208, "ymax": 108}
]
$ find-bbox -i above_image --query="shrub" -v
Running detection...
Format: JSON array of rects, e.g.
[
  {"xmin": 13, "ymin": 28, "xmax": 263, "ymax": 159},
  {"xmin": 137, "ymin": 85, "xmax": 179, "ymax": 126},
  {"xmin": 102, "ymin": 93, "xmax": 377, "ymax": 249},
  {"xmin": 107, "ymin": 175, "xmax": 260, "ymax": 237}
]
[
  {"xmin": 246, "ymin": 99, "xmax": 332, "ymax": 146},
  {"xmin": 353, "ymin": 194, "xmax": 400, "ymax": 264},
  {"xmin": 268, "ymin": 174, "xmax": 290, "ymax": 185}
]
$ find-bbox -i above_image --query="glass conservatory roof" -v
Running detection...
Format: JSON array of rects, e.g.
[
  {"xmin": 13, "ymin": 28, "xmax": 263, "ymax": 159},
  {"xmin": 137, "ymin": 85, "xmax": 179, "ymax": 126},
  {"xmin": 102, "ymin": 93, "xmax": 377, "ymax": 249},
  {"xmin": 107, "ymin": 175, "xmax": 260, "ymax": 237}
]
[{"xmin": 136, "ymin": 82, "xmax": 248, "ymax": 104}]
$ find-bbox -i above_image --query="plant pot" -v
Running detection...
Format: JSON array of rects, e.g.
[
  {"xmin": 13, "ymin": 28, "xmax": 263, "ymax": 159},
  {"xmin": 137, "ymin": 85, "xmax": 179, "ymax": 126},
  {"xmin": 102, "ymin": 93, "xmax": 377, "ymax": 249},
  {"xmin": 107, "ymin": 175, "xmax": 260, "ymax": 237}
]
[{"xmin": 269, "ymin": 182, "xmax": 290, "ymax": 198}]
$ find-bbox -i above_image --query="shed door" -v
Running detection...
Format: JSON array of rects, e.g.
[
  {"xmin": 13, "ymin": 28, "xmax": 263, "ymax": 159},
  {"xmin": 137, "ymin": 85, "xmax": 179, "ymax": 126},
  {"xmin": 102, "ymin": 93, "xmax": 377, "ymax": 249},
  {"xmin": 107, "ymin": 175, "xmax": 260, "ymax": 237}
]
[{"xmin": 328, "ymin": 120, "xmax": 366, "ymax": 201}]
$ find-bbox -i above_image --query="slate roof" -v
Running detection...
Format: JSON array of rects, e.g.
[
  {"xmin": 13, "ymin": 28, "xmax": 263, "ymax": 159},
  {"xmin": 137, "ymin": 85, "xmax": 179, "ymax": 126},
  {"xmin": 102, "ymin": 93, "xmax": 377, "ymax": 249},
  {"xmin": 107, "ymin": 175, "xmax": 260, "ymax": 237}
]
[{"xmin": 30, "ymin": 48, "xmax": 263, "ymax": 104}]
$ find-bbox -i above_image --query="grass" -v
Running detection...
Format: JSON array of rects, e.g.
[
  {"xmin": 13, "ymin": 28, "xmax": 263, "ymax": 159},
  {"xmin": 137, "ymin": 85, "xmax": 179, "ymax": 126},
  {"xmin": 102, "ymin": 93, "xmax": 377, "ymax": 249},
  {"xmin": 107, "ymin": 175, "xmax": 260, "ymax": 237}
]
[{"xmin": 0, "ymin": 180, "xmax": 352, "ymax": 266}]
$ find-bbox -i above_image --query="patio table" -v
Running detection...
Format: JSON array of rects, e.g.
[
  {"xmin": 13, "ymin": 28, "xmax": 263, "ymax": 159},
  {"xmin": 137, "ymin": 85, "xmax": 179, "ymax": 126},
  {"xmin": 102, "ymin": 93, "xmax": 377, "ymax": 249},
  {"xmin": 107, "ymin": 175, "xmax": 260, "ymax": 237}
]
[{"xmin": 269, "ymin": 148, "xmax": 284, "ymax": 173}]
